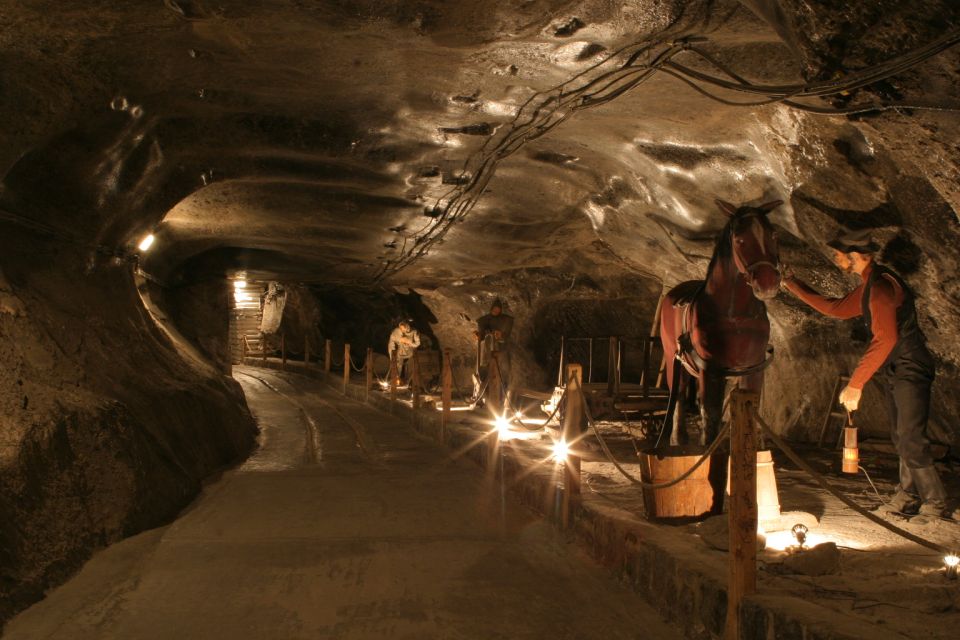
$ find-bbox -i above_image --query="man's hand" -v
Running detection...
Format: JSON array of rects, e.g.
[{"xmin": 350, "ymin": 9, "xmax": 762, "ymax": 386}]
[
  {"xmin": 839, "ymin": 385, "xmax": 862, "ymax": 411},
  {"xmin": 493, "ymin": 330, "xmax": 503, "ymax": 340}
]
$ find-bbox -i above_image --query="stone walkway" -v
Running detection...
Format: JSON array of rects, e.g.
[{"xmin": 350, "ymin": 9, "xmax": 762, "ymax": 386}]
[{"xmin": 3, "ymin": 366, "xmax": 680, "ymax": 640}]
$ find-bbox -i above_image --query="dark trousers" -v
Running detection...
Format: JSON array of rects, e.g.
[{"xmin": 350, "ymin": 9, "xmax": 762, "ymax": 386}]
[{"xmin": 875, "ymin": 343, "xmax": 936, "ymax": 483}]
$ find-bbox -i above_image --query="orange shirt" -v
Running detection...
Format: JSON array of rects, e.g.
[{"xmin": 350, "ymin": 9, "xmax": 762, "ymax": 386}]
[{"xmin": 784, "ymin": 264, "xmax": 903, "ymax": 390}]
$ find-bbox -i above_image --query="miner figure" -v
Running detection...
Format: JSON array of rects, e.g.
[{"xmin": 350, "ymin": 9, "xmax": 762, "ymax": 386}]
[
  {"xmin": 475, "ymin": 298, "xmax": 515, "ymax": 389},
  {"xmin": 782, "ymin": 229, "xmax": 947, "ymax": 522},
  {"xmin": 388, "ymin": 318, "xmax": 420, "ymax": 385}
]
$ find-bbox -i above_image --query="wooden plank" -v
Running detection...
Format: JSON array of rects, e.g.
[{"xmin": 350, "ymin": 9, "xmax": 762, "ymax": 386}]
[
  {"xmin": 726, "ymin": 389, "xmax": 759, "ymax": 640},
  {"xmin": 561, "ymin": 364, "xmax": 583, "ymax": 529}
]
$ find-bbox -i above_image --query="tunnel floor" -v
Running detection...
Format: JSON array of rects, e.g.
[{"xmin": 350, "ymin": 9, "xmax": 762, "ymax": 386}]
[{"xmin": 2, "ymin": 366, "xmax": 681, "ymax": 640}]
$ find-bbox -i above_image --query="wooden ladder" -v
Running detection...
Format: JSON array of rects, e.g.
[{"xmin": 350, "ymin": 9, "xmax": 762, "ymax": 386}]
[{"xmin": 817, "ymin": 374, "xmax": 850, "ymax": 448}]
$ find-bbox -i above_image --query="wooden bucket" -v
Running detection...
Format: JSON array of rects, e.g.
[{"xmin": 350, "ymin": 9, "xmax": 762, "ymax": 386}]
[{"xmin": 640, "ymin": 445, "xmax": 714, "ymax": 520}]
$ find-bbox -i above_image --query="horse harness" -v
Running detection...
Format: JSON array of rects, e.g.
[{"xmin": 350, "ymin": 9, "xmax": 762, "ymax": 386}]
[{"xmin": 674, "ymin": 287, "xmax": 775, "ymax": 379}]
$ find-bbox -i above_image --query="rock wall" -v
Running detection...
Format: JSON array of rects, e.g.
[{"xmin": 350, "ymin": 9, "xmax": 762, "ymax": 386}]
[{"xmin": 0, "ymin": 231, "xmax": 256, "ymax": 625}]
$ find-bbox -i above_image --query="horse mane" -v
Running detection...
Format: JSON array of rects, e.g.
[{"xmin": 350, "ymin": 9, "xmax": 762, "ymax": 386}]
[{"xmin": 704, "ymin": 216, "xmax": 735, "ymax": 281}]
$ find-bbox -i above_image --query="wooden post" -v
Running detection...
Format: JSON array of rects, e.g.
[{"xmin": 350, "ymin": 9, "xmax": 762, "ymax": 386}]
[
  {"xmin": 641, "ymin": 338, "xmax": 652, "ymax": 398},
  {"xmin": 411, "ymin": 353, "xmax": 421, "ymax": 410},
  {"xmin": 487, "ymin": 352, "xmax": 503, "ymax": 416},
  {"xmin": 441, "ymin": 348, "xmax": 452, "ymax": 442},
  {"xmin": 281, "ymin": 334, "xmax": 287, "ymax": 370},
  {"xmin": 261, "ymin": 332, "xmax": 267, "ymax": 364},
  {"xmin": 343, "ymin": 343, "xmax": 350, "ymax": 393},
  {"xmin": 304, "ymin": 336, "xmax": 310, "ymax": 364},
  {"xmin": 562, "ymin": 363, "xmax": 584, "ymax": 529},
  {"xmin": 241, "ymin": 336, "xmax": 247, "ymax": 360},
  {"xmin": 726, "ymin": 389, "xmax": 759, "ymax": 640},
  {"xmin": 324, "ymin": 339, "xmax": 332, "ymax": 374},
  {"xmin": 365, "ymin": 347, "xmax": 373, "ymax": 402},
  {"xmin": 389, "ymin": 350, "xmax": 398, "ymax": 402},
  {"xmin": 606, "ymin": 336, "xmax": 618, "ymax": 397}
]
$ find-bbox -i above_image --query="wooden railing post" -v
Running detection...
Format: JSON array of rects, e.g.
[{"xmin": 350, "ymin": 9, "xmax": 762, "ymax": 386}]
[
  {"xmin": 281, "ymin": 334, "xmax": 287, "ymax": 370},
  {"xmin": 343, "ymin": 343, "xmax": 350, "ymax": 393},
  {"xmin": 324, "ymin": 339, "xmax": 332, "ymax": 374},
  {"xmin": 304, "ymin": 336, "xmax": 310, "ymax": 364},
  {"xmin": 726, "ymin": 389, "xmax": 759, "ymax": 640},
  {"xmin": 562, "ymin": 363, "xmax": 584, "ymax": 529},
  {"xmin": 389, "ymin": 350, "xmax": 398, "ymax": 402},
  {"xmin": 365, "ymin": 347, "xmax": 373, "ymax": 402},
  {"xmin": 261, "ymin": 332, "xmax": 267, "ymax": 364},
  {"xmin": 487, "ymin": 352, "xmax": 503, "ymax": 416},
  {"xmin": 441, "ymin": 348, "xmax": 452, "ymax": 442},
  {"xmin": 411, "ymin": 353, "xmax": 421, "ymax": 410},
  {"xmin": 241, "ymin": 336, "xmax": 247, "ymax": 360},
  {"xmin": 606, "ymin": 336, "xmax": 619, "ymax": 397}
]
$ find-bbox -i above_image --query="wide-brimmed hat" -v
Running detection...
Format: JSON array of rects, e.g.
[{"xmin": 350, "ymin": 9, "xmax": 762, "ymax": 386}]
[
  {"xmin": 490, "ymin": 298, "xmax": 503, "ymax": 310},
  {"xmin": 827, "ymin": 228, "xmax": 880, "ymax": 254}
]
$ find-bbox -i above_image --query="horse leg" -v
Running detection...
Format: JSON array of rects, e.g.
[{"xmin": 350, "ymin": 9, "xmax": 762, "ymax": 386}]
[
  {"xmin": 669, "ymin": 370, "xmax": 688, "ymax": 447},
  {"xmin": 699, "ymin": 369, "xmax": 727, "ymax": 515}
]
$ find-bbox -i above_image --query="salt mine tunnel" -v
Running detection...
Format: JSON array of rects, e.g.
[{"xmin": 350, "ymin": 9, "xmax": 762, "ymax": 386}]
[{"xmin": 2, "ymin": 1, "xmax": 960, "ymax": 638}]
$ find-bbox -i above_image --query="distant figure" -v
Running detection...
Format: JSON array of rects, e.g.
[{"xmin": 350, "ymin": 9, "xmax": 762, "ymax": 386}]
[
  {"xmin": 782, "ymin": 228, "xmax": 946, "ymax": 522},
  {"xmin": 475, "ymin": 299, "xmax": 514, "ymax": 387},
  {"xmin": 388, "ymin": 319, "xmax": 420, "ymax": 383}
]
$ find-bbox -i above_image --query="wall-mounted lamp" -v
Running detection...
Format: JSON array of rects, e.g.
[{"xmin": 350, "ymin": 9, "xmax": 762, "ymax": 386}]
[
  {"xmin": 137, "ymin": 233, "xmax": 155, "ymax": 252},
  {"xmin": 945, "ymin": 554, "xmax": 959, "ymax": 580}
]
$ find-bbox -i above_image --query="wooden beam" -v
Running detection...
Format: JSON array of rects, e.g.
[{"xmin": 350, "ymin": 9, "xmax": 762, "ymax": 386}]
[
  {"xmin": 261, "ymin": 332, "xmax": 267, "ymax": 364},
  {"xmin": 441, "ymin": 349, "xmax": 452, "ymax": 442},
  {"xmin": 281, "ymin": 334, "xmax": 286, "ymax": 370},
  {"xmin": 324, "ymin": 339, "xmax": 332, "ymax": 374},
  {"xmin": 726, "ymin": 389, "xmax": 759, "ymax": 640},
  {"xmin": 606, "ymin": 336, "xmax": 619, "ymax": 397},
  {"xmin": 343, "ymin": 343, "xmax": 350, "ymax": 393}
]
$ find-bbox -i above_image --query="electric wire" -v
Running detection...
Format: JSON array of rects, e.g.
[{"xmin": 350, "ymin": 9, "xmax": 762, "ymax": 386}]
[{"xmin": 373, "ymin": 30, "xmax": 960, "ymax": 282}]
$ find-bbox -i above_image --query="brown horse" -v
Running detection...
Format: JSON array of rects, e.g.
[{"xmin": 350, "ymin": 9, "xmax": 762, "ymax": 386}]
[{"xmin": 659, "ymin": 199, "xmax": 783, "ymax": 451}]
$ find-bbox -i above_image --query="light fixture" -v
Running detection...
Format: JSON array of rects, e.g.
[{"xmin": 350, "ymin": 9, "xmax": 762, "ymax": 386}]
[
  {"xmin": 791, "ymin": 523, "xmax": 808, "ymax": 548},
  {"xmin": 137, "ymin": 233, "xmax": 155, "ymax": 252},
  {"xmin": 234, "ymin": 279, "xmax": 247, "ymax": 289},
  {"xmin": 552, "ymin": 439, "xmax": 569, "ymax": 463},
  {"xmin": 945, "ymin": 554, "xmax": 959, "ymax": 580},
  {"xmin": 842, "ymin": 425, "xmax": 859, "ymax": 474}
]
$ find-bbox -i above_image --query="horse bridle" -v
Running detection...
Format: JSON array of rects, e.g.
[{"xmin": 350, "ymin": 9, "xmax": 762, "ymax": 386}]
[{"xmin": 730, "ymin": 209, "xmax": 781, "ymax": 279}]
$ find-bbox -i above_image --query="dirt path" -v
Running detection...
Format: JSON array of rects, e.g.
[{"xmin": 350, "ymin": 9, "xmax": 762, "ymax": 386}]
[{"xmin": 3, "ymin": 366, "xmax": 681, "ymax": 640}]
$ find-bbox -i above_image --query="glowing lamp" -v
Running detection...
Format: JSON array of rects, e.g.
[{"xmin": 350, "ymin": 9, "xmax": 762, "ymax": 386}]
[
  {"xmin": 137, "ymin": 233, "xmax": 155, "ymax": 252},
  {"xmin": 791, "ymin": 523, "xmax": 808, "ymax": 548},
  {"xmin": 945, "ymin": 554, "xmax": 959, "ymax": 580},
  {"xmin": 842, "ymin": 426, "xmax": 859, "ymax": 474},
  {"xmin": 494, "ymin": 415, "xmax": 512, "ymax": 440},
  {"xmin": 234, "ymin": 279, "xmax": 247, "ymax": 289},
  {"xmin": 552, "ymin": 439, "xmax": 569, "ymax": 463}
]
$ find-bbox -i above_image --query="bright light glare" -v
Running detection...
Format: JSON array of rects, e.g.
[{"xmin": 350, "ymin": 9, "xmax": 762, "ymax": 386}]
[
  {"xmin": 137, "ymin": 233, "xmax": 155, "ymax": 251},
  {"xmin": 233, "ymin": 290, "xmax": 250, "ymax": 304},
  {"xmin": 234, "ymin": 279, "xmax": 247, "ymax": 289},
  {"xmin": 552, "ymin": 439, "xmax": 569, "ymax": 463},
  {"xmin": 945, "ymin": 554, "xmax": 960, "ymax": 568}
]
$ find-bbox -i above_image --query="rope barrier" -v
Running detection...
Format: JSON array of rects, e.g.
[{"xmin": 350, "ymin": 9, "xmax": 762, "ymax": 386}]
[
  {"xmin": 349, "ymin": 356, "xmax": 366, "ymax": 372},
  {"xmin": 578, "ymin": 381, "xmax": 731, "ymax": 490},
  {"xmin": 753, "ymin": 409, "xmax": 948, "ymax": 554}
]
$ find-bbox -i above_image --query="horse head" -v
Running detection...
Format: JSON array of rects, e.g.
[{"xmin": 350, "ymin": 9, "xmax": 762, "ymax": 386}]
[{"xmin": 716, "ymin": 199, "xmax": 783, "ymax": 300}]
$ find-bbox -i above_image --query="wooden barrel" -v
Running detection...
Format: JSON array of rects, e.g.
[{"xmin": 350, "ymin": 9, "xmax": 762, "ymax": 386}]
[{"xmin": 640, "ymin": 445, "xmax": 714, "ymax": 519}]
